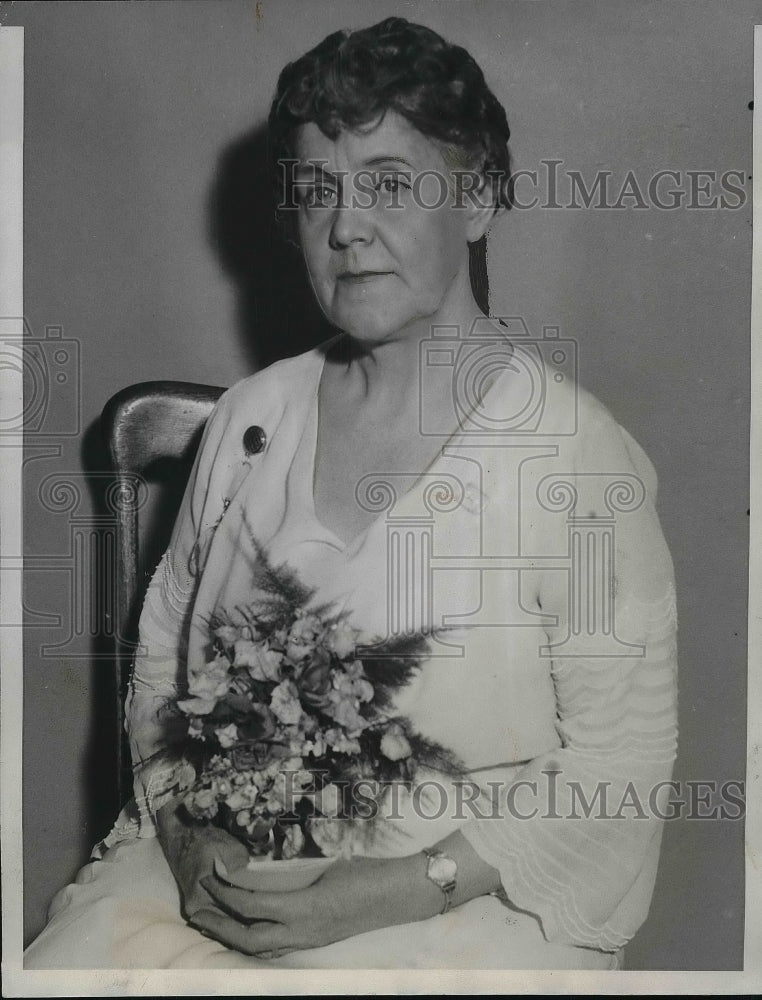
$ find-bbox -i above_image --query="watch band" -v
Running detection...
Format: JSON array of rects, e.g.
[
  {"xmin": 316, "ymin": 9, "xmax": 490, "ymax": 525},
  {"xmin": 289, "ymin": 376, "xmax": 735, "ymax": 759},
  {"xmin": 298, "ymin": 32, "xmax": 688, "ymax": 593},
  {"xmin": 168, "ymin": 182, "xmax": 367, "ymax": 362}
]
[{"xmin": 422, "ymin": 847, "xmax": 458, "ymax": 915}]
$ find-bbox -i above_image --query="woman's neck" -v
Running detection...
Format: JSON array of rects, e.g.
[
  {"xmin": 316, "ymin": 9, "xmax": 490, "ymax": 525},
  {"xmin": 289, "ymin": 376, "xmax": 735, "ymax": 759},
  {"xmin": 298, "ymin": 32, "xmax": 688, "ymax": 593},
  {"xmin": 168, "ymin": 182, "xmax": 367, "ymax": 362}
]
[{"xmin": 327, "ymin": 290, "xmax": 490, "ymax": 412}]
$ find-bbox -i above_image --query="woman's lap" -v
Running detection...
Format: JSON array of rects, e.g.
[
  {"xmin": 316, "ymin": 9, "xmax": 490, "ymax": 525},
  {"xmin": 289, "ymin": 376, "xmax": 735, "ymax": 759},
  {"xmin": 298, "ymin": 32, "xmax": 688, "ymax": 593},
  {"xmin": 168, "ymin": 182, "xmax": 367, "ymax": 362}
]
[{"xmin": 24, "ymin": 837, "xmax": 618, "ymax": 970}]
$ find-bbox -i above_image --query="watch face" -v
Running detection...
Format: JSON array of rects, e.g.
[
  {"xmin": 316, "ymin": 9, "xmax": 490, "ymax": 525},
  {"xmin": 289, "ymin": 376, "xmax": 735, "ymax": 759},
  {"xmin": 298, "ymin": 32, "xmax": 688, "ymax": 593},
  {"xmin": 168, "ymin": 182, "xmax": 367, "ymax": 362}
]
[{"xmin": 429, "ymin": 855, "xmax": 458, "ymax": 886}]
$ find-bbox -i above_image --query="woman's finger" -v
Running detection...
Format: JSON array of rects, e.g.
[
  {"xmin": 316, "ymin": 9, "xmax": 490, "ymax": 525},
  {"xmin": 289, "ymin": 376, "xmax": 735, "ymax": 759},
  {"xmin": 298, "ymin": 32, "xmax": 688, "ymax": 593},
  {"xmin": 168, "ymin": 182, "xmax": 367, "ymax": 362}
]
[
  {"xmin": 199, "ymin": 877, "xmax": 292, "ymax": 922},
  {"xmin": 189, "ymin": 908, "xmax": 294, "ymax": 957},
  {"xmin": 183, "ymin": 890, "xmax": 229, "ymax": 924}
]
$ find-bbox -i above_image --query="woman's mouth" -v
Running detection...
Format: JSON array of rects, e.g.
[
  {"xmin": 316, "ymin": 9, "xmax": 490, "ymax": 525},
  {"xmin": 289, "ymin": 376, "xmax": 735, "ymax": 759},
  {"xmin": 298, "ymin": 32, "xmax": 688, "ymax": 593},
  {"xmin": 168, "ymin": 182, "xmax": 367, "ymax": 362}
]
[{"xmin": 337, "ymin": 271, "xmax": 393, "ymax": 284}]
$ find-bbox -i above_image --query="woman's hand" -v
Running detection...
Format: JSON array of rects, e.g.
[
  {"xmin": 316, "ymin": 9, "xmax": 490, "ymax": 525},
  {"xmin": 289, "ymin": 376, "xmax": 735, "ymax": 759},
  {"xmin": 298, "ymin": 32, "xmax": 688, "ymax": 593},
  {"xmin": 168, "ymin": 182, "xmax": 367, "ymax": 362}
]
[
  {"xmin": 189, "ymin": 831, "xmax": 503, "ymax": 957},
  {"xmin": 155, "ymin": 796, "xmax": 252, "ymax": 922},
  {"xmin": 189, "ymin": 853, "xmax": 442, "ymax": 957}
]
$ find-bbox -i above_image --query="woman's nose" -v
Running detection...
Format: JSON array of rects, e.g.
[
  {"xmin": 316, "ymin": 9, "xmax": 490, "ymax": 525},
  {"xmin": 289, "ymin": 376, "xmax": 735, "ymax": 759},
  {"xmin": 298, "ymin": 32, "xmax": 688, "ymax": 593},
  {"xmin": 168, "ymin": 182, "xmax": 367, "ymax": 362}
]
[{"xmin": 328, "ymin": 201, "xmax": 373, "ymax": 250}]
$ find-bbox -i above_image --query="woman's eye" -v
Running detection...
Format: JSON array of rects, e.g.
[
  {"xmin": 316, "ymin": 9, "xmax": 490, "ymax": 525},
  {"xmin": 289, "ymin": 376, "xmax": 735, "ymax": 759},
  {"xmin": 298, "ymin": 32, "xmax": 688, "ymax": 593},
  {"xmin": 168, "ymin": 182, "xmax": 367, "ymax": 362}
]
[
  {"xmin": 314, "ymin": 185, "xmax": 337, "ymax": 205},
  {"xmin": 377, "ymin": 175, "xmax": 409, "ymax": 195},
  {"xmin": 297, "ymin": 184, "xmax": 338, "ymax": 208}
]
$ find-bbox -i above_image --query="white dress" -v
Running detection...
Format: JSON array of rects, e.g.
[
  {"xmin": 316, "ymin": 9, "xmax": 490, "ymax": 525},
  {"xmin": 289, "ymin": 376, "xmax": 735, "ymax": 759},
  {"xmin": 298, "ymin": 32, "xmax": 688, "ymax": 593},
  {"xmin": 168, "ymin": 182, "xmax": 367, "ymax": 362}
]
[{"xmin": 25, "ymin": 344, "xmax": 678, "ymax": 969}]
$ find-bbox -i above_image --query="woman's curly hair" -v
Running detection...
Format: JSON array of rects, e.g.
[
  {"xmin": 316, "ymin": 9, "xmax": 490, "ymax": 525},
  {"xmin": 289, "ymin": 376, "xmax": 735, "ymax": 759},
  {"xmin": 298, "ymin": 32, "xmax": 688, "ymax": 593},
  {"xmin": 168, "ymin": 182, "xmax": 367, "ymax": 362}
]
[
  {"xmin": 268, "ymin": 17, "xmax": 513, "ymax": 211},
  {"xmin": 268, "ymin": 18, "xmax": 513, "ymax": 312},
  {"xmin": 269, "ymin": 17, "xmax": 513, "ymax": 211}
]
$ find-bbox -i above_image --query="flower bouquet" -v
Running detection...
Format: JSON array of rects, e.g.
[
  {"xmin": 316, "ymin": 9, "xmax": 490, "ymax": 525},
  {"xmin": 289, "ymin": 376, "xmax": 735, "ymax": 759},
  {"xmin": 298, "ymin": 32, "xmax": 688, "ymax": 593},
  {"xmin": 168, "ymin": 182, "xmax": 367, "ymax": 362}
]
[{"xmin": 176, "ymin": 544, "xmax": 462, "ymax": 866}]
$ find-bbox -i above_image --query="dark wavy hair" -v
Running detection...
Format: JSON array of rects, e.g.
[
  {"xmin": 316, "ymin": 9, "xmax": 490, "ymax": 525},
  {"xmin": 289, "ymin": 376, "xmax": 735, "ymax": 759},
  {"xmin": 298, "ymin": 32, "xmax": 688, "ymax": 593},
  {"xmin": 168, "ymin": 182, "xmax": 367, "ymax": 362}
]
[{"xmin": 268, "ymin": 17, "xmax": 513, "ymax": 313}]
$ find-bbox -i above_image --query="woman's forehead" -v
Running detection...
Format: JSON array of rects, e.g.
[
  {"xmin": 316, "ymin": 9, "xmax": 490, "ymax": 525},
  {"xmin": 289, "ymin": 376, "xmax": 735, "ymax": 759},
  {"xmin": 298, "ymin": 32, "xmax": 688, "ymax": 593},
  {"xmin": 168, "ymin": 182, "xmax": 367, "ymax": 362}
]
[{"xmin": 293, "ymin": 111, "xmax": 448, "ymax": 175}]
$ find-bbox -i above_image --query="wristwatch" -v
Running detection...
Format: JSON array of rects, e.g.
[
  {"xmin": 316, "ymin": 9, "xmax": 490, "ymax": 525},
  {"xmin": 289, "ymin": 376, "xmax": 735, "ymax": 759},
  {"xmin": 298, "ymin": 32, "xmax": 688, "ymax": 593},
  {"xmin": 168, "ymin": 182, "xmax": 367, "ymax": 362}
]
[{"xmin": 421, "ymin": 847, "xmax": 458, "ymax": 915}]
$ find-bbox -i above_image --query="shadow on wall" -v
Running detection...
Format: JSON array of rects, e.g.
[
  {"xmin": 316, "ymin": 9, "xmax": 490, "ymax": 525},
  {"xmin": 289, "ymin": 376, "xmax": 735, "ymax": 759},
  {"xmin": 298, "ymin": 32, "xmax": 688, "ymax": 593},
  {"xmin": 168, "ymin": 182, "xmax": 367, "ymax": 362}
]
[
  {"xmin": 208, "ymin": 123, "xmax": 334, "ymax": 369},
  {"xmin": 81, "ymin": 123, "xmax": 334, "ymax": 847}
]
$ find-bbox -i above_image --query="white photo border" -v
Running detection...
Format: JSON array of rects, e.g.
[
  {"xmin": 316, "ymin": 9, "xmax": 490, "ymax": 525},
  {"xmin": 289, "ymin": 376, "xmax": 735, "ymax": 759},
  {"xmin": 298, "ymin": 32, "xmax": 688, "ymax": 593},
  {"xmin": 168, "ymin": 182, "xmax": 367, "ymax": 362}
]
[{"xmin": 1, "ymin": 13, "xmax": 761, "ymax": 997}]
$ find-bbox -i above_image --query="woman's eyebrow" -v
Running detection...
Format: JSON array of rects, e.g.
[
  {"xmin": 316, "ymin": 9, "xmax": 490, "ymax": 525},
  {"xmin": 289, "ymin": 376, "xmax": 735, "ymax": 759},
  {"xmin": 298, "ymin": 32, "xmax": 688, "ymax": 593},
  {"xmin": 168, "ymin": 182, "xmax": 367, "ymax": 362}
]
[
  {"xmin": 362, "ymin": 155, "xmax": 416, "ymax": 169},
  {"xmin": 293, "ymin": 163, "xmax": 336, "ymax": 183},
  {"xmin": 291, "ymin": 157, "xmax": 415, "ymax": 183}
]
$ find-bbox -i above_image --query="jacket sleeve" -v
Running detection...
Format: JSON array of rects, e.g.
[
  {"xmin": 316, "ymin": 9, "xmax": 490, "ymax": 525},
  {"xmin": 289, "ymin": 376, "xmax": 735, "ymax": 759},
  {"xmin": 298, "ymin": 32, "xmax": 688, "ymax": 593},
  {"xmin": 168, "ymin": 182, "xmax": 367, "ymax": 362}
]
[
  {"xmin": 461, "ymin": 404, "xmax": 678, "ymax": 951},
  {"xmin": 123, "ymin": 387, "xmax": 238, "ymax": 838}
]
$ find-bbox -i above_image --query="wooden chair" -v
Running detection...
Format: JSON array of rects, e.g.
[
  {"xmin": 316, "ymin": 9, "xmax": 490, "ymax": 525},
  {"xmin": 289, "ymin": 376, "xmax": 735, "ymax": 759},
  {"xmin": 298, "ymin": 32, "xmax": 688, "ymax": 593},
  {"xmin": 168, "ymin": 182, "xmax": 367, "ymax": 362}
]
[{"xmin": 101, "ymin": 381, "xmax": 225, "ymax": 803}]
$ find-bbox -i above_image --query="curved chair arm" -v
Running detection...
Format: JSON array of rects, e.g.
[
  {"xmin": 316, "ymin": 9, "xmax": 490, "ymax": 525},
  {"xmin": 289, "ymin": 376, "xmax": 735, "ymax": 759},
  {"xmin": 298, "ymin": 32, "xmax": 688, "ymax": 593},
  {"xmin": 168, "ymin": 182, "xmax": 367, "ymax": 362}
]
[{"xmin": 101, "ymin": 380, "xmax": 225, "ymax": 803}]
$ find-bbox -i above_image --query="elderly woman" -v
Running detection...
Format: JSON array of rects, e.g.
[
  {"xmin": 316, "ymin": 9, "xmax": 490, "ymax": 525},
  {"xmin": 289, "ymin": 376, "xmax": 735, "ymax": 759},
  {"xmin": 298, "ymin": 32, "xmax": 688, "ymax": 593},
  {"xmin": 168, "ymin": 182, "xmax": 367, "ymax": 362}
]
[{"xmin": 25, "ymin": 17, "xmax": 677, "ymax": 970}]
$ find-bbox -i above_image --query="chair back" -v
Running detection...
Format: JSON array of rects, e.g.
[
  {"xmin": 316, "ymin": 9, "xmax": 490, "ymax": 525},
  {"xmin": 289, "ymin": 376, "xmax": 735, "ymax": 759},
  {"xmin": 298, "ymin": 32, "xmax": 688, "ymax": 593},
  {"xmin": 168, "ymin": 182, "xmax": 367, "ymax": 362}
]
[{"xmin": 101, "ymin": 380, "xmax": 225, "ymax": 802}]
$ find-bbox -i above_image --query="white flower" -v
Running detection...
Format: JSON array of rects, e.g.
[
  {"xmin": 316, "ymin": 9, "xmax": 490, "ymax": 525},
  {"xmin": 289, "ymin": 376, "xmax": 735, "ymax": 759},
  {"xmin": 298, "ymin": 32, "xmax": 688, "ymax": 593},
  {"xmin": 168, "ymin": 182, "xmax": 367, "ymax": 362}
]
[
  {"xmin": 380, "ymin": 723, "xmax": 412, "ymax": 762},
  {"xmin": 293, "ymin": 769, "xmax": 314, "ymax": 792},
  {"xmin": 232, "ymin": 638, "xmax": 257, "ymax": 664},
  {"xmin": 214, "ymin": 623, "xmax": 242, "ymax": 645},
  {"xmin": 353, "ymin": 677, "xmax": 374, "ymax": 703},
  {"xmin": 186, "ymin": 655, "xmax": 230, "ymax": 701},
  {"xmin": 288, "ymin": 614, "xmax": 322, "ymax": 642},
  {"xmin": 234, "ymin": 640, "xmax": 283, "ymax": 682},
  {"xmin": 281, "ymin": 755, "xmax": 306, "ymax": 773},
  {"xmin": 282, "ymin": 825, "xmax": 305, "ymax": 860},
  {"xmin": 264, "ymin": 773, "xmax": 289, "ymax": 811},
  {"xmin": 324, "ymin": 624, "xmax": 358, "ymax": 660},
  {"xmin": 326, "ymin": 688, "xmax": 366, "ymax": 733},
  {"xmin": 286, "ymin": 640, "xmax": 312, "ymax": 663},
  {"xmin": 188, "ymin": 717, "xmax": 205, "ymax": 738},
  {"xmin": 185, "ymin": 787, "xmax": 218, "ymax": 820},
  {"xmin": 177, "ymin": 696, "xmax": 217, "ymax": 716},
  {"xmin": 324, "ymin": 728, "xmax": 362, "ymax": 755},
  {"xmin": 302, "ymin": 736, "xmax": 327, "ymax": 757},
  {"xmin": 226, "ymin": 787, "xmax": 257, "ymax": 811},
  {"xmin": 333, "ymin": 662, "xmax": 374, "ymax": 703},
  {"xmin": 270, "ymin": 679, "xmax": 303, "ymax": 726},
  {"xmin": 215, "ymin": 723, "xmax": 239, "ymax": 748},
  {"xmin": 315, "ymin": 783, "xmax": 342, "ymax": 818}
]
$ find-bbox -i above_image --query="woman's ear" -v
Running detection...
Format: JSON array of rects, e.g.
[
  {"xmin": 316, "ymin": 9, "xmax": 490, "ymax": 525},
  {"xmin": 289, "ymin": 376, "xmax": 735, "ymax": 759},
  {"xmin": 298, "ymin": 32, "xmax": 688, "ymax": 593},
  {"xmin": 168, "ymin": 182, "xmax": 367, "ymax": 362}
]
[{"xmin": 462, "ymin": 172, "xmax": 500, "ymax": 243}]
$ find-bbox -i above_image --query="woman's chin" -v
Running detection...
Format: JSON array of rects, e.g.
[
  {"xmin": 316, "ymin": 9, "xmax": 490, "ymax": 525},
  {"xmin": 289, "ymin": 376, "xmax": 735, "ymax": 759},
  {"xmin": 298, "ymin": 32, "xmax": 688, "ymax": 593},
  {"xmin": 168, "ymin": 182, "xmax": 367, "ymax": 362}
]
[
  {"xmin": 322, "ymin": 299, "xmax": 411, "ymax": 345},
  {"xmin": 327, "ymin": 309, "xmax": 433, "ymax": 347},
  {"xmin": 332, "ymin": 319, "xmax": 408, "ymax": 346}
]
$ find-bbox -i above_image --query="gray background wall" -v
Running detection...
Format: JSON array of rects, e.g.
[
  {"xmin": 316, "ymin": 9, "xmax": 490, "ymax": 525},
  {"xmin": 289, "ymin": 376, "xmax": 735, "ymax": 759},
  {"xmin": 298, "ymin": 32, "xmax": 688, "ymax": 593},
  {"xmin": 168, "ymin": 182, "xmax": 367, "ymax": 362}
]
[{"xmin": 10, "ymin": 0, "xmax": 754, "ymax": 969}]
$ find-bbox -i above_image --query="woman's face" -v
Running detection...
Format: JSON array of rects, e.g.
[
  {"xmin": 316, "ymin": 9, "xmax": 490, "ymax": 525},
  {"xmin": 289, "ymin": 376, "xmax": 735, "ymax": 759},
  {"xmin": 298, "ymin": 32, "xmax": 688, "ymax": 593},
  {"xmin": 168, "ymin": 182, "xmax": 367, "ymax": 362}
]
[{"xmin": 292, "ymin": 111, "xmax": 490, "ymax": 345}]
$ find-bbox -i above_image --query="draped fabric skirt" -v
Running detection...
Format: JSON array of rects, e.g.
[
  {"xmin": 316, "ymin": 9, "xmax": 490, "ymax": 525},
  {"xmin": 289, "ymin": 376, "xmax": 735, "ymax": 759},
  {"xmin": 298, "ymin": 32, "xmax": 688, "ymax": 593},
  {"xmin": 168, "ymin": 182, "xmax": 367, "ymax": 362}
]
[{"xmin": 24, "ymin": 837, "xmax": 619, "ymax": 970}]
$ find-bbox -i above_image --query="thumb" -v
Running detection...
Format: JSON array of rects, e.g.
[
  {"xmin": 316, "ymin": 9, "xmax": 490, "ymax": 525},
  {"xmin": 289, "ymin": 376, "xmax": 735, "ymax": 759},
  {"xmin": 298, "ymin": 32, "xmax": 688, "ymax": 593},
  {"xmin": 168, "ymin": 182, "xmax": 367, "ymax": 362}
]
[{"xmin": 214, "ymin": 836, "xmax": 251, "ymax": 872}]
